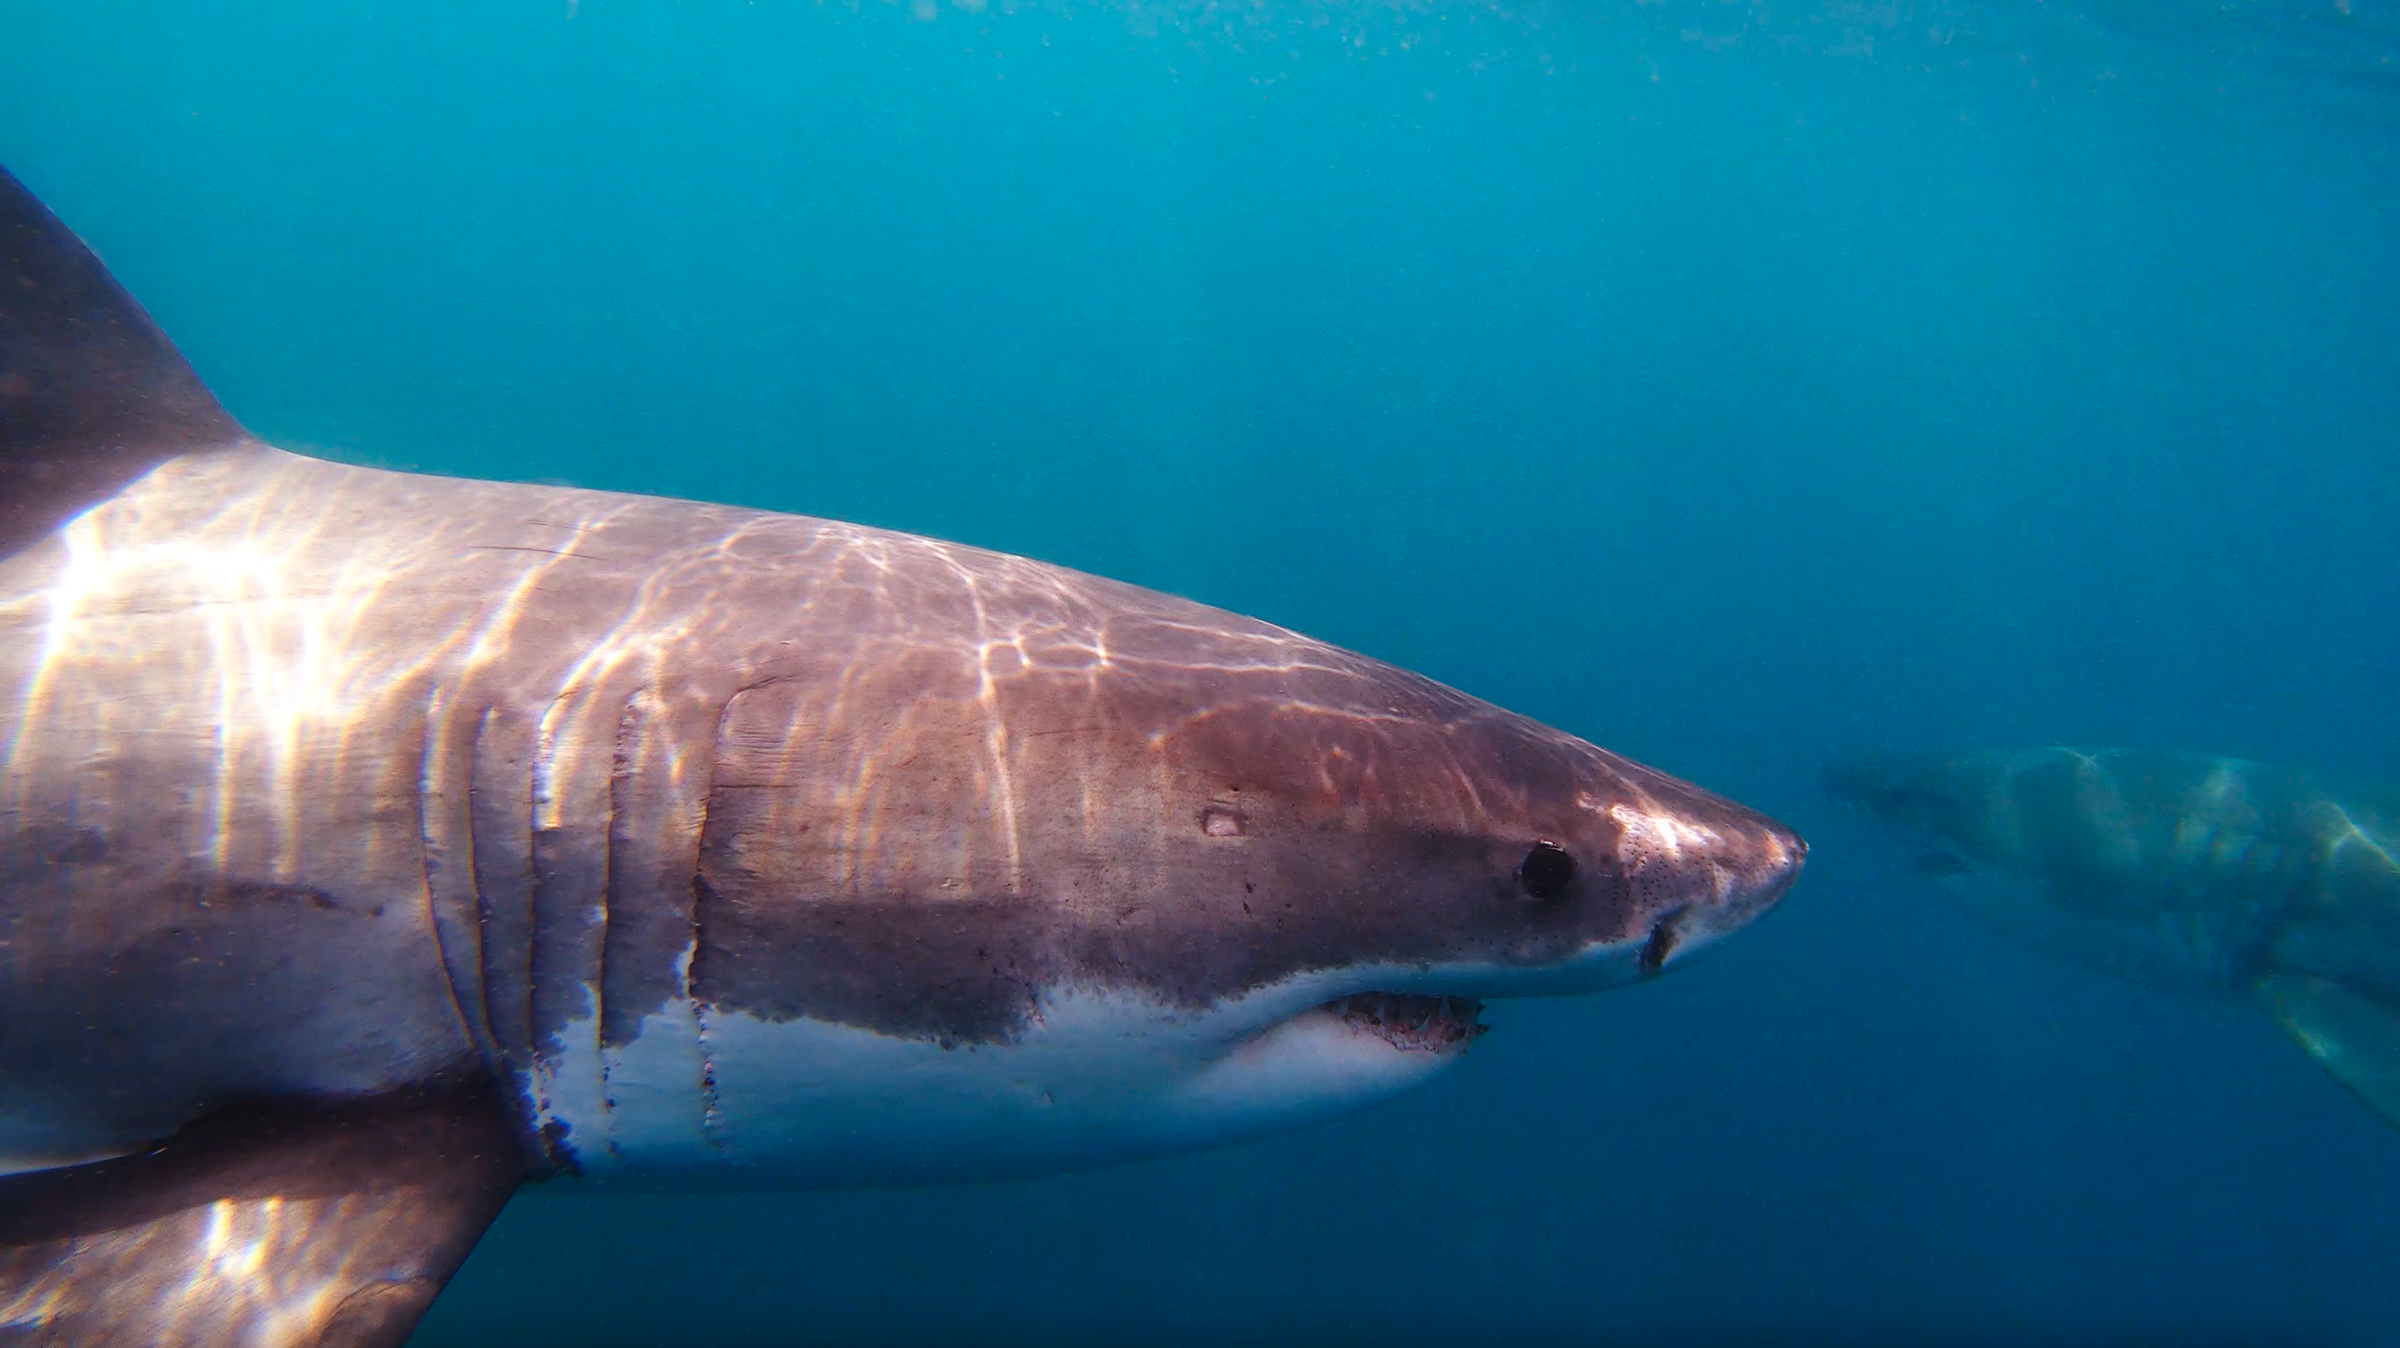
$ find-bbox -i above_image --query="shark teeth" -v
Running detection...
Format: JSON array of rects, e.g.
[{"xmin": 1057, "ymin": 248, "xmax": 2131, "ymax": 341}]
[{"xmin": 1323, "ymin": 993, "xmax": 1487, "ymax": 1053}]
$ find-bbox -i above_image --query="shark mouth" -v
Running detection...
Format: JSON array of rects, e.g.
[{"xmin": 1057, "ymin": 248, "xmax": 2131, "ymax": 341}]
[{"xmin": 1322, "ymin": 993, "xmax": 1487, "ymax": 1052}]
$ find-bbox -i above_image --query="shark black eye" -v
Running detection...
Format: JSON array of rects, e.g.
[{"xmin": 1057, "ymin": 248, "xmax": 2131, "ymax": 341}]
[{"xmin": 1517, "ymin": 841, "xmax": 1576, "ymax": 900}]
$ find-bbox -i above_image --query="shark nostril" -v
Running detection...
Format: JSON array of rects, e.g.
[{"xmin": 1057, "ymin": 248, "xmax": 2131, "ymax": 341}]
[{"xmin": 1639, "ymin": 911, "xmax": 1685, "ymax": 976}]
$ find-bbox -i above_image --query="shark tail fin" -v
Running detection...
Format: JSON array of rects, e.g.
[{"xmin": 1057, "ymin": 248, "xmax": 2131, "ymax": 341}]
[
  {"xmin": 0, "ymin": 1086, "xmax": 524, "ymax": 1348},
  {"xmin": 2258, "ymin": 970, "xmax": 2400, "ymax": 1132},
  {"xmin": 0, "ymin": 164, "xmax": 245, "ymax": 557}
]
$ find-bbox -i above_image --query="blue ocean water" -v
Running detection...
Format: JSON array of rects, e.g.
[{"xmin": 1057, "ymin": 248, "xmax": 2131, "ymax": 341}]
[{"xmin": 5, "ymin": 0, "xmax": 2399, "ymax": 1342}]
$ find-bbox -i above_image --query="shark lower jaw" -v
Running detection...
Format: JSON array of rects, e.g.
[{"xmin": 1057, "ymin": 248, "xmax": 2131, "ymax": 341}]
[{"xmin": 1319, "ymin": 992, "xmax": 1488, "ymax": 1052}]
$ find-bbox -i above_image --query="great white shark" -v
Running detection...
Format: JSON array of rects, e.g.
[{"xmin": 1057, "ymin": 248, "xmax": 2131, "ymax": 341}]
[
  {"xmin": 0, "ymin": 164, "xmax": 1805, "ymax": 1346},
  {"xmin": 1826, "ymin": 744, "xmax": 2400, "ymax": 1136}
]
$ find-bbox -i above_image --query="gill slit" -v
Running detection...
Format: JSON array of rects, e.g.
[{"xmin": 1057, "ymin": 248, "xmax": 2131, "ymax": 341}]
[
  {"xmin": 691, "ymin": 688, "xmax": 741, "ymax": 1155},
  {"xmin": 413, "ymin": 678, "xmax": 484, "ymax": 1070}
]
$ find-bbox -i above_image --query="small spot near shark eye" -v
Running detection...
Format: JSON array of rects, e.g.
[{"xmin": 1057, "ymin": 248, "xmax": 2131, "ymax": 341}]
[{"xmin": 1200, "ymin": 806, "xmax": 1246, "ymax": 838}]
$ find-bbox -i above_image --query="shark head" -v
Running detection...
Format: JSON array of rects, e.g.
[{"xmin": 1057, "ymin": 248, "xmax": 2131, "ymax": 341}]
[
  {"xmin": 574, "ymin": 577, "xmax": 1809, "ymax": 1187},
  {"xmin": 1822, "ymin": 753, "xmax": 2009, "ymax": 868}
]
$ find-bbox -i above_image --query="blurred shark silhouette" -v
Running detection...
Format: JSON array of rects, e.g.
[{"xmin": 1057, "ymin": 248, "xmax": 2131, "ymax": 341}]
[{"xmin": 1827, "ymin": 745, "xmax": 2400, "ymax": 1134}]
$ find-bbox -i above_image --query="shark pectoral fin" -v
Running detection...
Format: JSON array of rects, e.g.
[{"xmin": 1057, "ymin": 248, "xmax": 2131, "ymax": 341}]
[
  {"xmin": 2258, "ymin": 971, "xmax": 2400, "ymax": 1132},
  {"xmin": 0, "ymin": 1086, "xmax": 526, "ymax": 1348}
]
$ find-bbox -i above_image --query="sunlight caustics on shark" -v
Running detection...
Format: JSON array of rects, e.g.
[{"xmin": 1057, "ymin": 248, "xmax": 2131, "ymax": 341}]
[
  {"xmin": 1827, "ymin": 745, "xmax": 2400, "ymax": 1135},
  {"xmin": 0, "ymin": 164, "xmax": 1805, "ymax": 1347}
]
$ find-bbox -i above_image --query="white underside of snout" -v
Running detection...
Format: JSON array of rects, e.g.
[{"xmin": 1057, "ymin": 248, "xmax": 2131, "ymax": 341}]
[
  {"xmin": 1174, "ymin": 1003, "xmax": 1461, "ymax": 1121},
  {"xmin": 532, "ymin": 935, "xmax": 1656, "ymax": 1191}
]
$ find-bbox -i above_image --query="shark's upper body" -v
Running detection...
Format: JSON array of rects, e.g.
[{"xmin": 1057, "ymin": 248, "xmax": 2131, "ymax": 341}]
[
  {"xmin": 0, "ymin": 166, "xmax": 1803, "ymax": 1346},
  {"xmin": 1826, "ymin": 745, "xmax": 2400, "ymax": 1135}
]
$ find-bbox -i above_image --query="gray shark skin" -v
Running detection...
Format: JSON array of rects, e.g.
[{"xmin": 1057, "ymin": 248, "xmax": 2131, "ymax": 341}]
[
  {"xmin": 1826, "ymin": 745, "xmax": 2400, "ymax": 1136},
  {"xmin": 0, "ymin": 164, "xmax": 1804, "ymax": 1346}
]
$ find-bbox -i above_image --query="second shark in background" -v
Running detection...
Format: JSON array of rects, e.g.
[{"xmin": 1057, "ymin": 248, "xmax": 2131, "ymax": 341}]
[{"xmin": 1827, "ymin": 745, "xmax": 2400, "ymax": 1133}]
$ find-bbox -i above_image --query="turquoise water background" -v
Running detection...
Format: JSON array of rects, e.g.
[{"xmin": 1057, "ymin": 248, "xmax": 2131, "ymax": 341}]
[{"xmin": 6, "ymin": 0, "xmax": 2400, "ymax": 1341}]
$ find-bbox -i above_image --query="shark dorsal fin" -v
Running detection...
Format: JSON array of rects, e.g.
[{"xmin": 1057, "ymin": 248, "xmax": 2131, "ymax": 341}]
[{"xmin": 0, "ymin": 165, "xmax": 245, "ymax": 557}]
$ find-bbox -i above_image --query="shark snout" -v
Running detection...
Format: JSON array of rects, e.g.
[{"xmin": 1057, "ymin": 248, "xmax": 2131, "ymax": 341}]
[
  {"xmin": 1821, "ymin": 759, "xmax": 1905, "ymax": 816},
  {"xmin": 1610, "ymin": 801, "xmax": 1806, "ymax": 975},
  {"xmin": 1695, "ymin": 815, "xmax": 1806, "ymax": 949}
]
